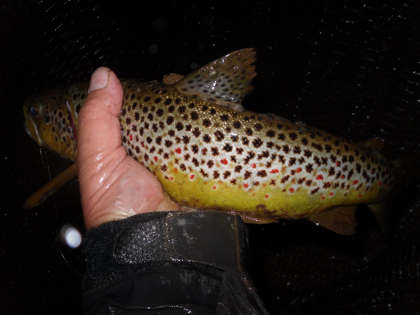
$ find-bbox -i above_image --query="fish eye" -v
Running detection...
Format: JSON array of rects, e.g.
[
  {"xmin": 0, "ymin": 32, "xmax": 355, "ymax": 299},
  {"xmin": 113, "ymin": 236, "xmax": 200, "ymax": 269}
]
[{"xmin": 29, "ymin": 106, "xmax": 38, "ymax": 116}]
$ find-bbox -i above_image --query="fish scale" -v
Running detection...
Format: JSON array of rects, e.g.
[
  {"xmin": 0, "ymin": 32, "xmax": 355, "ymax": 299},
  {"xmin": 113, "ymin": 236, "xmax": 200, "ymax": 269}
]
[{"xmin": 23, "ymin": 48, "xmax": 395, "ymax": 228}]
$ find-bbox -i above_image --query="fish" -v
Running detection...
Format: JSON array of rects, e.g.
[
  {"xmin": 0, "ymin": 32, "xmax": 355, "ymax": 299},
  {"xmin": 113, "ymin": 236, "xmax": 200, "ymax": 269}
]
[{"xmin": 23, "ymin": 48, "xmax": 396, "ymax": 234}]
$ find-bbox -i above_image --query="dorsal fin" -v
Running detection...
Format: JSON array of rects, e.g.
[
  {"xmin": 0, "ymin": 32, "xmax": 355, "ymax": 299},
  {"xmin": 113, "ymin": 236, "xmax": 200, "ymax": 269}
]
[
  {"xmin": 163, "ymin": 73, "xmax": 184, "ymax": 85},
  {"xmin": 174, "ymin": 48, "xmax": 256, "ymax": 110}
]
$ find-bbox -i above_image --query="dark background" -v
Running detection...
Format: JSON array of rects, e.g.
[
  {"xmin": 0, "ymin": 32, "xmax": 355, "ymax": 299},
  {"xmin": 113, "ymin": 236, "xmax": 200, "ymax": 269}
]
[{"xmin": 5, "ymin": 0, "xmax": 420, "ymax": 314}]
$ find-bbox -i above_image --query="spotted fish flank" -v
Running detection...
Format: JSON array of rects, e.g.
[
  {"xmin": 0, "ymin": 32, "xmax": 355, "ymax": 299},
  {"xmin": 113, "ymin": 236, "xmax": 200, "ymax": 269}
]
[{"xmin": 23, "ymin": 48, "xmax": 395, "ymax": 230}]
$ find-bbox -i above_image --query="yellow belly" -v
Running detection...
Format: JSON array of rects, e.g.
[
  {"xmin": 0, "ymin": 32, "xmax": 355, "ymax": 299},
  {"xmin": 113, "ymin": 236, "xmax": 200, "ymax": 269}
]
[{"xmin": 154, "ymin": 162, "xmax": 384, "ymax": 220}]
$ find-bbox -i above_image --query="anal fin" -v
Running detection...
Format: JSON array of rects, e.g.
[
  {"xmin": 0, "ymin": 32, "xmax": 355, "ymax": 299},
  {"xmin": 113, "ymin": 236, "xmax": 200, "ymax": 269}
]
[
  {"xmin": 309, "ymin": 206, "xmax": 358, "ymax": 235},
  {"xmin": 23, "ymin": 163, "xmax": 78, "ymax": 209}
]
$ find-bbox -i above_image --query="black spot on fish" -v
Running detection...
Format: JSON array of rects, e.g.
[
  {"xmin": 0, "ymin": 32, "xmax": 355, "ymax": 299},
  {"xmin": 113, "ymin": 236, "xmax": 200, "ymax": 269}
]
[
  {"xmin": 223, "ymin": 143, "xmax": 233, "ymax": 152},
  {"xmin": 252, "ymin": 138, "xmax": 263, "ymax": 148},
  {"xmin": 182, "ymin": 136, "xmax": 190, "ymax": 144},
  {"xmin": 192, "ymin": 128, "xmax": 201, "ymax": 137},
  {"xmin": 220, "ymin": 114, "xmax": 229, "ymax": 121},
  {"xmin": 289, "ymin": 157, "xmax": 296, "ymax": 166},
  {"xmin": 166, "ymin": 116, "xmax": 174, "ymax": 125},
  {"xmin": 175, "ymin": 122, "xmax": 184, "ymax": 131},
  {"xmin": 203, "ymin": 119, "xmax": 211, "ymax": 127},
  {"xmin": 203, "ymin": 134, "xmax": 211, "ymax": 143},
  {"xmin": 214, "ymin": 130, "xmax": 224, "ymax": 141},
  {"xmin": 289, "ymin": 132, "xmax": 297, "ymax": 140},
  {"xmin": 266, "ymin": 130, "xmax": 275, "ymax": 137},
  {"xmin": 233, "ymin": 121, "xmax": 241, "ymax": 129}
]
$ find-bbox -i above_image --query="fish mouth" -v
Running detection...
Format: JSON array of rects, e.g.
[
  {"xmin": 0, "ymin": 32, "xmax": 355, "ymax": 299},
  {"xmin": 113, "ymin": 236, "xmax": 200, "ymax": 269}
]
[{"xmin": 23, "ymin": 108, "xmax": 44, "ymax": 146}]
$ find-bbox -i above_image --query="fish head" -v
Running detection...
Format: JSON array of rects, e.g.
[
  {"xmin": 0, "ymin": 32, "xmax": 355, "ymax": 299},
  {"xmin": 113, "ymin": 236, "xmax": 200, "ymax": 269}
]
[{"xmin": 23, "ymin": 89, "xmax": 77, "ymax": 159}]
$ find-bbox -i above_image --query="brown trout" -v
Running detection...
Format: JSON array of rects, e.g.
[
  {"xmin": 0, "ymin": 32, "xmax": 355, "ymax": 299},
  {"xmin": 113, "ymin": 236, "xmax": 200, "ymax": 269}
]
[{"xmin": 23, "ymin": 48, "xmax": 396, "ymax": 233}]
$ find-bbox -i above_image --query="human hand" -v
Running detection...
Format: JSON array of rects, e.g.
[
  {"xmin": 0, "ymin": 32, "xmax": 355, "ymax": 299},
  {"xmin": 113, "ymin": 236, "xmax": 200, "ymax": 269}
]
[{"xmin": 78, "ymin": 67, "xmax": 179, "ymax": 229}]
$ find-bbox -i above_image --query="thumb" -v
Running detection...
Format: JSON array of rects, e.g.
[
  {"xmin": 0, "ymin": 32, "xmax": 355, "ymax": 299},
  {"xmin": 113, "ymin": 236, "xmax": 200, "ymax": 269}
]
[
  {"xmin": 77, "ymin": 67, "xmax": 127, "ymax": 213},
  {"xmin": 78, "ymin": 67, "xmax": 124, "ymax": 162}
]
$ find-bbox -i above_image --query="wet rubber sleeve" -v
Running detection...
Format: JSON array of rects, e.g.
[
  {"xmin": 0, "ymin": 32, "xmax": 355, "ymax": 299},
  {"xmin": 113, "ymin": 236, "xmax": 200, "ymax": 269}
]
[{"xmin": 82, "ymin": 211, "xmax": 269, "ymax": 315}]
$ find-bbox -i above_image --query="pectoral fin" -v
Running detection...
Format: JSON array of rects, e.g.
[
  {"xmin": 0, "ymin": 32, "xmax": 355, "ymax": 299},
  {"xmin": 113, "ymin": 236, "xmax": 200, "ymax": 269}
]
[
  {"xmin": 174, "ymin": 48, "xmax": 256, "ymax": 111},
  {"xmin": 238, "ymin": 213, "xmax": 278, "ymax": 224},
  {"xmin": 23, "ymin": 163, "xmax": 78, "ymax": 209},
  {"xmin": 309, "ymin": 206, "xmax": 358, "ymax": 235}
]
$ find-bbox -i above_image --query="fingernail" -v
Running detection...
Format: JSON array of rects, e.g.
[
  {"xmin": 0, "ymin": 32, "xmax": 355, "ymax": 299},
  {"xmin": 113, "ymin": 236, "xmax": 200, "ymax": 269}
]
[{"xmin": 88, "ymin": 67, "xmax": 110, "ymax": 93}]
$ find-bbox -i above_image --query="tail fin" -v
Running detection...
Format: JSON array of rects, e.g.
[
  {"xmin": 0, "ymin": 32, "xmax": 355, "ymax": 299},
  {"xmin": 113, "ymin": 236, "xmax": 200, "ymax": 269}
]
[{"xmin": 391, "ymin": 152, "xmax": 420, "ymax": 184}]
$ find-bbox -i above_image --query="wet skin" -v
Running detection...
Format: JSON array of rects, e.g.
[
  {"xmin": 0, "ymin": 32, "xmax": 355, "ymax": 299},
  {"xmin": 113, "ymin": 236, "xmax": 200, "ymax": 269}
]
[{"xmin": 78, "ymin": 67, "xmax": 179, "ymax": 229}]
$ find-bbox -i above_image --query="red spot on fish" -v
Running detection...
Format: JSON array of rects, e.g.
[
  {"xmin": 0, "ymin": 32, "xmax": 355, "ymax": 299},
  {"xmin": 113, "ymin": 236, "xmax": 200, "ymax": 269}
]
[
  {"xmin": 189, "ymin": 174, "xmax": 195, "ymax": 180},
  {"xmin": 296, "ymin": 167, "xmax": 302, "ymax": 173},
  {"xmin": 265, "ymin": 194, "xmax": 270, "ymax": 199},
  {"xmin": 212, "ymin": 185, "xmax": 217, "ymax": 190},
  {"xmin": 329, "ymin": 192, "xmax": 334, "ymax": 196},
  {"xmin": 221, "ymin": 158, "xmax": 228, "ymax": 165},
  {"xmin": 341, "ymin": 175, "xmax": 345, "ymax": 179},
  {"xmin": 243, "ymin": 183, "xmax": 249, "ymax": 188},
  {"xmin": 352, "ymin": 180, "xmax": 359, "ymax": 185},
  {"xmin": 169, "ymin": 176, "xmax": 174, "ymax": 181},
  {"xmin": 153, "ymin": 156, "xmax": 158, "ymax": 162},
  {"xmin": 175, "ymin": 147, "xmax": 182, "ymax": 154},
  {"xmin": 129, "ymin": 134, "xmax": 133, "ymax": 141},
  {"xmin": 316, "ymin": 174, "xmax": 324, "ymax": 181},
  {"xmin": 321, "ymin": 195, "xmax": 326, "ymax": 200},
  {"xmin": 141, "ymin": 141, "xmax": 145, "ymax": 147},
  {"xmin": 270, "ymin": 169, "xmax": 279, "ymax": 174},
  {"xmin": 336, "ymin": 161, "xmax": 341, "ymax": 167},
  {"xmin": 289, "ymin": 187, "xmax": 295, "ymax": 193},
  {"xmin": 251, "ymin": 163, "xmax": 256, "ymax": 168}
]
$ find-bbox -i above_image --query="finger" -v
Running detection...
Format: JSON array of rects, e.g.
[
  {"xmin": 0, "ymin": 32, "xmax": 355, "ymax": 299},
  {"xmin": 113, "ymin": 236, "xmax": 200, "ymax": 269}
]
[
  {"xmin": 78, "ymin": 67, "xmax": 124, "ymax": 162},
  {"xmin": 77, "ymin": 67, "xmax": 127, "ymax": 208}
]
